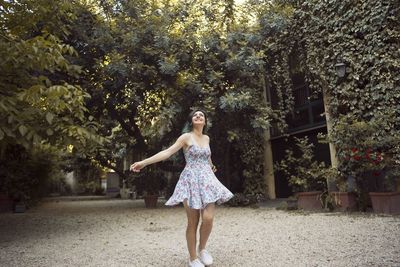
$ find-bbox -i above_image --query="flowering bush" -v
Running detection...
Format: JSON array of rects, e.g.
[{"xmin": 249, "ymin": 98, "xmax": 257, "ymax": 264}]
[
  {"xmin": 340, "ymin": 147, "xmax": 384, "ymax": 176},
  {"xmin": 332, "ymin": 116, "xmax": 400, "ymax": 193}
]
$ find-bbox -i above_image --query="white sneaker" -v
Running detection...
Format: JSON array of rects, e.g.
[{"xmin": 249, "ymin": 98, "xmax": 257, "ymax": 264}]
[
  {"xmin": 188, "ymin": 258, "xmax": 205, "ymax": 267},
  {"xmin": 199, "ymin": 249, "xmax": 213, "ymax": 265}
]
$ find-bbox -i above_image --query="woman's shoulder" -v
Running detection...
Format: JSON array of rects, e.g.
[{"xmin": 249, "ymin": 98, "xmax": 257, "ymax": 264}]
[
  {"xmin": 180, "ymin": 132, "xmax": 191, "ymax": 138},
  {"xmin": 178, "ymin": 133, "xmax": 192, "ymax": 143},
  {"xmin": 179, "ymin": 133, "xmax": 192, "ymax": 151}
]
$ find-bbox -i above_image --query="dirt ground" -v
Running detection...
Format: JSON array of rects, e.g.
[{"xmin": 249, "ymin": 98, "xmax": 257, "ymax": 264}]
[{"xmin": 0, "ymin": 197, "xmax": 399, "ymax": 267}]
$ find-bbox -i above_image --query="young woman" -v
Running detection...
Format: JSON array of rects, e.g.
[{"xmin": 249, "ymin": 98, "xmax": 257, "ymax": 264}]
[{"xmin": 130, "ymin": 110, "xmax": 234, "ymax": 267}]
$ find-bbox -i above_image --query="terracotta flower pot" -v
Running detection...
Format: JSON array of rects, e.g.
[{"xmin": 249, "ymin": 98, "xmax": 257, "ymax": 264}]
[
  {"xmin": 144, "ymin": 195, "xmax": 158, "ymax": 208},
  {"xmin": 331, "ymin": 191, "xmax": 357, "ymax": 212},
  {"xmin": 296, "ymin": 191, "xmax": 323, "ymax": 210},
  {"xmin": 369, "ymin": 192, "xmax": 400, "ymax": 215}
]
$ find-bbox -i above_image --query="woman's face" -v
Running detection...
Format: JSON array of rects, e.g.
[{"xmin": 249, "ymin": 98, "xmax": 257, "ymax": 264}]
[{"xmin": 192, "ymin": 111, "xmax": 206, "ymax": 126}]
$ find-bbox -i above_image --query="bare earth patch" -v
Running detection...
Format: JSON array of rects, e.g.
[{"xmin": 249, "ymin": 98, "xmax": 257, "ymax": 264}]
[{"xmin": 0, "ymin": 198, "xmax": 399, "ymax": 267}]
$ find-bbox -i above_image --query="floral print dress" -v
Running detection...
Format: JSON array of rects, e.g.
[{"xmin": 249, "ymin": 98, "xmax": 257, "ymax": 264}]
[{"xmin": 165, "ymin": 140, "xmax": 234, "ymax": 210}]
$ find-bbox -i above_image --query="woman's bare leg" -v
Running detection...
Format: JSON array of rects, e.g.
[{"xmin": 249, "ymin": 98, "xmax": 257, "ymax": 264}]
[
  {"xmin": 183, "ymin": 199, "xmax": 200, "ymax": 261},
  {"xmin": 199, "ymin": 203, "xmax": 215, "ymax": 251}
]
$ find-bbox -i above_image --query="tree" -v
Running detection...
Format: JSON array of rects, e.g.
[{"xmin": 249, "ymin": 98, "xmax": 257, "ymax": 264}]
[
  {"xmin": 0, "ymin": 0, "xmax": 105, "ymax": 153},
  {"xmin": 0, "ymin": 0, "xmax": 106, "ymax": 202},
  {"xmin": 67, "ymin": 0, "xmax": 293, "ymax": 195}
]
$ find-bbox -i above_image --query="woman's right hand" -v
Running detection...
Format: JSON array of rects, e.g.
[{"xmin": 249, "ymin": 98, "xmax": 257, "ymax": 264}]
[{"xmin": 130, "ymin": 161, "xmax": 146, "ymax": 172}]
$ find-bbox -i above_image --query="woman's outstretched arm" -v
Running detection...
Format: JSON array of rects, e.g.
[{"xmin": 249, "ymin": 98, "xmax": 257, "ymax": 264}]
[{"xmin": 130, "ymin": 133, "xmax": 188, "ymax": 172}]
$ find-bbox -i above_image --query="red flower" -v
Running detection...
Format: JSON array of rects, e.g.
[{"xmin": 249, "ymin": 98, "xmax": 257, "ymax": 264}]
[
  {"xmin": 346, "ymin": 148, "xmax": 384, "ymax": 169},
  {"xmin": 373, "ymin": 171, "xmax": 380, "ymax": 177},
  {"xmin": 365, "ymin": 148, "xmax": 372, "ymax": 160}
]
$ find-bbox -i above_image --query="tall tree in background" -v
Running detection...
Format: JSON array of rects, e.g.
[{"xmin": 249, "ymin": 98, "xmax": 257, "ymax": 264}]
[
  {"xmin": 0, "ymin": 0, "xmax": 306, "ymax": 199},
  {"xmin": 0, "ymin": 0, "xmax": 105, "ymax": 152},
  {"xmin": 63, "ymin": 0, "xmax": 292, "ymax": 194},
  {"xmin": 0, "ymin": 0, "xmax": 106, "ymax": 201}
]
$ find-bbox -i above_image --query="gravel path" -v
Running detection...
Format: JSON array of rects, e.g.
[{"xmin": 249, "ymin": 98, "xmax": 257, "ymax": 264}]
[{"xmin": 0, "ymin": 197, "xmax": 399, "ymax": 267}]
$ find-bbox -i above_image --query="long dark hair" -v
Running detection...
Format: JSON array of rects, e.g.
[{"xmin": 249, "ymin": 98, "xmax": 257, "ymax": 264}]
[{"xmin": 181, "ymin": 109, "xmax": 208, "ymax": 134}]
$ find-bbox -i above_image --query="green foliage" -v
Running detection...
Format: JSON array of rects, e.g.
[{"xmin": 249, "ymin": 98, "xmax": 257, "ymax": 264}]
[
  {"xmin": 288, "ymin": 0, "xmax": 400, "ymax": 178},
  {"xmin": 0, "ymin": 144, "xmax": 67, "ymax": 205},
  {"xmin": 275, "ymin": 137, "xmax": 327, "ymax": 192},
  {"xmin": 236, "ymin": 132, "xmax": 266, "ymax": 195},
  {"xmin": 79, "ymin": 180, "xmax": 104, "ymax": 196},
  {"xmin": 0, "ymin": 0, "xmax": 106, "ymax": 152},
  {"xmin": 66, "ymin": 0, "xmax": 288, "ymax": 194},
  {"xmin": 130, "ymin": 167, "xmax": 167, "ymax": 196},
  {"xmin": 219, "ymin": 91, "xmax": 253, "ymax": 111},
  {"xmin": 9, "ymin": 0, "xmax": 399, "ymax": 199},
  {"xmin": 329, "ymin": 114, "xmax": 400, "ymax": 192},
  {"xmin": 259, "ymin": 0, "xmax": 400, "ymax": 196},
  {"xmin": 72, "ymin": 157, "xmax": 105, "ymax": 195},
  {"xmin": 225, "ymin": 193, "xmax": 262, "ymax": 207},
  {"xmin": 0, "ymin": 0, "xmax": 108, "ymax": 204}
]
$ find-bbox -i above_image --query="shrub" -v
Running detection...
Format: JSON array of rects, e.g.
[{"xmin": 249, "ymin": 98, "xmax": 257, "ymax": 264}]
[
  {"xmin": 225, "ymin": 193, "xmax": 263, "ymax": 207},
  {"xmin": 275, "ymin": 136, "xmax": 328, "ymax": 193}
]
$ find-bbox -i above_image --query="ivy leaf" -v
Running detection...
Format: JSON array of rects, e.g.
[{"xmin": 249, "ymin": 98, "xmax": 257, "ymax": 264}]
[
  {"xmin": 46, "ymin": 112, "xmax": 55, "ymax": 124},
  {"xmin": 19, "ymin": 125, "xmax": 28, "ymax": 136}
]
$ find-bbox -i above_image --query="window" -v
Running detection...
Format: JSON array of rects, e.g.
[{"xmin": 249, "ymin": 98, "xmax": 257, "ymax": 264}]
[{"xmin": 269, "ymin": 75, "xmax": 326, "ymax": 138}]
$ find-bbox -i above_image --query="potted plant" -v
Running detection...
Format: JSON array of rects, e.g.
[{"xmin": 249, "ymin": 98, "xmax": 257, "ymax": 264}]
[
  {"xmin": 316, "ymin": 132, "xmax": 358, "ymax": 212},
  {"xmin": 329, "ymin": 184, "xmax": 358, "ymax": 212},
  {"xmin": 131, "ymin": 167, "xmax": 167, "ymax": 208},
  {"xmin": 320, "ymin": 167, "xmax": 358, "ymax": 212},
  {"xmin": 275, "ymin": 137, "xmax": 328, "ymax": 211},
  {"xmin": 368, "ymin": 153, "xmax": 400, "ymax": 215},
  {"xmin": 333, "ymin": 116, "xmax": 400, "ymax": 213}
]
